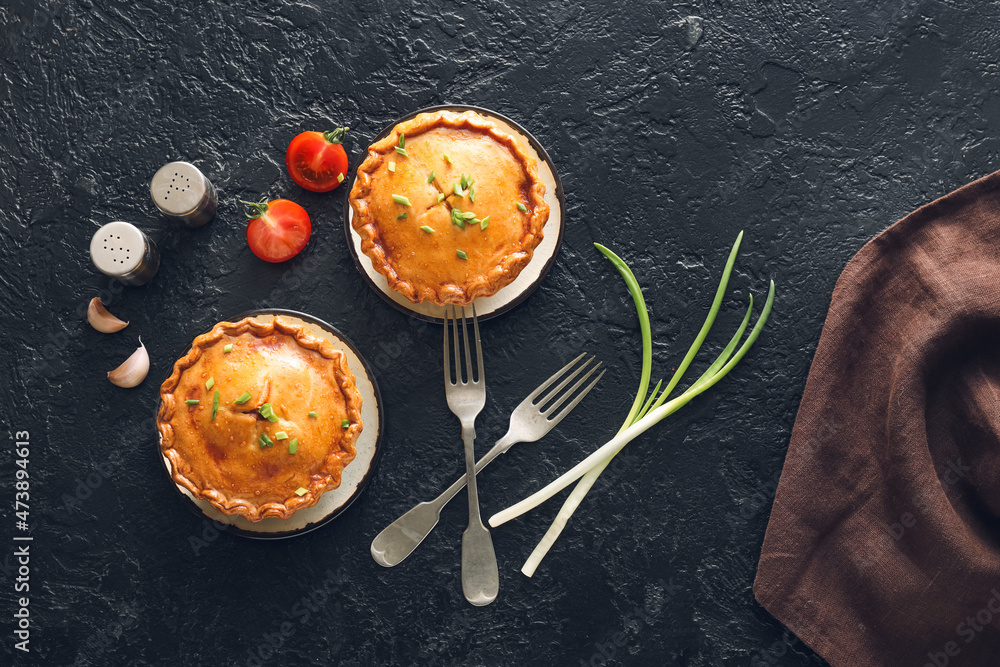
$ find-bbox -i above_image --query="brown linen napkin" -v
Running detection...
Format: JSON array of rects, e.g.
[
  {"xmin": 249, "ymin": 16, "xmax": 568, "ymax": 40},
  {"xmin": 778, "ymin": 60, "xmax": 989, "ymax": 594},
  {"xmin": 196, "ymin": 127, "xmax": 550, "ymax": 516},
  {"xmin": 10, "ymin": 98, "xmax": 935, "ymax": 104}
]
[{"xmin": 754, "ymin": 171, "xmax": 1000, "ymax": 667}]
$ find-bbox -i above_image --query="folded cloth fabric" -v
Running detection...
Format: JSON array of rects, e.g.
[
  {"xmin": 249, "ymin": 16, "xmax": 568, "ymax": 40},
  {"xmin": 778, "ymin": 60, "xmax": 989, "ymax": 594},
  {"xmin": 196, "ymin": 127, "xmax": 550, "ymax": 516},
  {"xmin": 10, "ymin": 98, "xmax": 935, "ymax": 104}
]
[{"xmin": 754, "ymin": 171, "xmax": 1000, "ymax": 667}]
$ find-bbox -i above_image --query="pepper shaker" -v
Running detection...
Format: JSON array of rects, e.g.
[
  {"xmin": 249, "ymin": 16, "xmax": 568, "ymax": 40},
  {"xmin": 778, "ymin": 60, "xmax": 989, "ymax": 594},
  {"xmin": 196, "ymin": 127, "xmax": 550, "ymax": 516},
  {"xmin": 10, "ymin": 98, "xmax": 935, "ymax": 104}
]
[
  {"xmin": 89, "ymin": 221, "xmax": 160, "ymax": 286},
  {"xmin": 150, "ymin": 161, "xmax": 217, "ymax": 227}
]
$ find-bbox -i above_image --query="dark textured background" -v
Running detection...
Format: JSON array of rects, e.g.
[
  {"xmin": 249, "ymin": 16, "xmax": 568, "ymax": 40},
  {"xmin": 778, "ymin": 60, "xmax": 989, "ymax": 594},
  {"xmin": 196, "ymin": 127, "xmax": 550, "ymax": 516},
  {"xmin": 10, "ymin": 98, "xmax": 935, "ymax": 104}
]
[{"xmin": 1, "ymin": 0, "xmax": 996, "ymax": 665}]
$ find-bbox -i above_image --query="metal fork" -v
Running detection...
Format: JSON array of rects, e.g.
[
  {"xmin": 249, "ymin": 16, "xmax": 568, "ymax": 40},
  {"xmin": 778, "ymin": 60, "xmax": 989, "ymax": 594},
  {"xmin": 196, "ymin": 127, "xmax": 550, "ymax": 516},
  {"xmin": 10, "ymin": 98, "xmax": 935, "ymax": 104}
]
[
  {"xmin": 370, "ymin": 352, "xmax": 604, "ymax": 569},
  {"xmin": 442, "ymin": 305, "xmax": 497, "ymax": 605}
]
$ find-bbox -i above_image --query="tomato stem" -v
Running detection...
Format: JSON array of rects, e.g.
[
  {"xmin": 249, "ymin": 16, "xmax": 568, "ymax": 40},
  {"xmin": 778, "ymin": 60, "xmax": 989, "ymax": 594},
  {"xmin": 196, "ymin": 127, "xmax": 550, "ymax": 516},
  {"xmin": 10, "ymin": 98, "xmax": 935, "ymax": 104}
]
[
  {"xmin": 238, "ymin": 197, "xmax": 270, "ymax": 220},
  {"xmin": 322, "ymin": 127, "xmax": 350, "ymax": 145}
]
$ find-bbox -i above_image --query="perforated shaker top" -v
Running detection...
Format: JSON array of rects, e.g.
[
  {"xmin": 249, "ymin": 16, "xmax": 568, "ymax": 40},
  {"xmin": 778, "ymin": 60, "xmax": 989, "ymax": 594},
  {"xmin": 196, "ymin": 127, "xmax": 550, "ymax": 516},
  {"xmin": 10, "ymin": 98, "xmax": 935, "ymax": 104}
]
[
  {"xmin": 89, "ymin": 221, "xmax": 145, "ymax": 275},
  {"xmin": 150, "ymin": 161, "xmax": 208, "ymax": 217}
]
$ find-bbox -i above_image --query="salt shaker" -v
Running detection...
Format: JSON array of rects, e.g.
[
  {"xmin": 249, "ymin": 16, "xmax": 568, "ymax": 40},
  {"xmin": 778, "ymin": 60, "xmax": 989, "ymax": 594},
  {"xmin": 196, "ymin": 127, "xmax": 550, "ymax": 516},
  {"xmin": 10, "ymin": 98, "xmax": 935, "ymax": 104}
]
[
  {"xmin": 150, "ymin": 161, "xmax": 217, "ymax": 227},
  {"xmin": 89, "ymin": 221, "xmax": 160, "ymax": 286}
]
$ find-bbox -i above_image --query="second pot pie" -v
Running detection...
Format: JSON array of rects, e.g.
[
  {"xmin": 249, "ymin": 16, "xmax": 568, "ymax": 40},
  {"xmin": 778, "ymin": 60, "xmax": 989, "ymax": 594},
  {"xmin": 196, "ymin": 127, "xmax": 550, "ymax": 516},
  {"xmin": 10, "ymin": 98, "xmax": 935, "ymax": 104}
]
[
  {"xmin": 157, "ymin": 316, "xmax": 363, "ymax": 522},
  {"xmin": 349, "ymin": 110, "xmax": 549, "ymax": 305}
]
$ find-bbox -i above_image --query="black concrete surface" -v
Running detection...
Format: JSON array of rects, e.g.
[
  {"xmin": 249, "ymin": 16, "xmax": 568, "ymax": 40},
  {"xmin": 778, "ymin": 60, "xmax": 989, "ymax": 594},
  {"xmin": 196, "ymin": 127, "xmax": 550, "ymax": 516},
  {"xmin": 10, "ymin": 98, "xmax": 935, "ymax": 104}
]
[{"xmin": 2, "ymin": 1, "xmax": 996, "ymax": 665}]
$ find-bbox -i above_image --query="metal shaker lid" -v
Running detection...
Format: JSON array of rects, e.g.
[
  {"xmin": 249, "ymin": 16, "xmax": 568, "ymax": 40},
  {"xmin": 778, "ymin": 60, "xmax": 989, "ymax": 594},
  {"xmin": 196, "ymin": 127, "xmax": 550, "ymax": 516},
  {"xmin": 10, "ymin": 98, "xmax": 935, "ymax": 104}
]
[
  {"xmin": 150, "ymin": 161, "xmax": 210, "ymax": 217},
  {"xmin": 90, "ymin": 221, "xmax": 145, "ymax": 276}
]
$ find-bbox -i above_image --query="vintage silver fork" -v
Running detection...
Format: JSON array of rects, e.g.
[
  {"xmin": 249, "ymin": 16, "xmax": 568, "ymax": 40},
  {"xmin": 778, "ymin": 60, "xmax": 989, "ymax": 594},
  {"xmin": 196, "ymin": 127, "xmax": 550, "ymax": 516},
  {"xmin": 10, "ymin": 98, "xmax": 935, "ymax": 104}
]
[
  {"xmin": 370, "ymin": 352, "xmax": 604, "ymax": 569},
  {"xmin": 441, "ymin": 304, "xmax": 497, "ymax": 605}
]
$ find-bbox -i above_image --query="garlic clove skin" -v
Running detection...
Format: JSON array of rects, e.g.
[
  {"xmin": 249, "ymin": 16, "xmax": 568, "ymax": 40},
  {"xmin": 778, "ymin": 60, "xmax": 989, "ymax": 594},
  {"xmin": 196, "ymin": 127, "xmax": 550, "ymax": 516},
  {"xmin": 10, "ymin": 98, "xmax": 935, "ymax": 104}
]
[
  {"xmin": 88, "ymin": 297, "xmax": 129, "ymax": 333},
  {"xmin": 108, "ymin": 337, "xmax": 149, "ymax": 388}
]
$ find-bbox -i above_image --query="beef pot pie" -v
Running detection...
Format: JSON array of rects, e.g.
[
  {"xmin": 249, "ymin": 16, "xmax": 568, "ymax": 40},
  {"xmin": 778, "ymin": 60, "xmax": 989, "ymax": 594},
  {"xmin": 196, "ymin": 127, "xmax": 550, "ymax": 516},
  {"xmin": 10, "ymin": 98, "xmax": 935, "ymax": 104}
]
[
  {"xmin": 349, "ymin": 109, "xmax": 549, "ymax": 305},
  {"xmin": 157, "ymin": 316, "xmax": 363, "ymax": 522}
]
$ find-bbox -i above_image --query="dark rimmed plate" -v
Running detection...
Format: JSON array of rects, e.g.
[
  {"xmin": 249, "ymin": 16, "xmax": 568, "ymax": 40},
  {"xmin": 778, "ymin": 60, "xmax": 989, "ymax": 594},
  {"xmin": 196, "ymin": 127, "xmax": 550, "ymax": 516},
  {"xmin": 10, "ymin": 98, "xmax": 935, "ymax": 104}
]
[
  {"xmin": 343, "ymin": 104, "xmax": 566, "ymax": 323},
  {"xmin": 157, "ymin": 309, "xmax": 384, "ymax": 540}
]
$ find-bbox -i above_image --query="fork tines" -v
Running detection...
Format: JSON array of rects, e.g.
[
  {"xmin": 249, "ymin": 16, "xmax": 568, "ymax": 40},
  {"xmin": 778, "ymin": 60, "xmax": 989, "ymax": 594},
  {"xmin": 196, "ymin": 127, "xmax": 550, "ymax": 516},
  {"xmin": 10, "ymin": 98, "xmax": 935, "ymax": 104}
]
[
  {"xmin": 533, "ymin": 353, "xmax": 606, "ymax": 422},
  {"xmin": 443, "ymin": 304, "xmax": 483, "ymax": 386}
]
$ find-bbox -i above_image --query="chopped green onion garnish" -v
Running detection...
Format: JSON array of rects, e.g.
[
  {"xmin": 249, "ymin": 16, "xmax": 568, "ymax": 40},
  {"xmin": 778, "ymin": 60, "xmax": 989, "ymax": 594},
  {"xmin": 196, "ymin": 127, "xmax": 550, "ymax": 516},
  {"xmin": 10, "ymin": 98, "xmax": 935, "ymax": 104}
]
[
  {"xmin": 234, "ymin": 392, "xmax": 251, "ymax": 404},
  {"xmin": 460, "ymin": 174, "xmax": 474, "ymax": 189},
  {"xmin": 451, "ymin": 209, "xmax": 466, "ymax": 229},
  {"xmin": 444, "ymin": 153, "xmax": 452, "ymax": 164},
  {"xmin": 398, "ymin": 133, "xmax": 405, "ymax": 148},
  {"xmin": 456, "ymin": 250, "xmax": 468, "ymax": 260},
  {"xmin": 308, "ymin": 411, "xmax": 318, "ymax": 417},
  {"xmin": 480, "ymin": 216, "xmax": 490, "ymax": 230},
  {"xmin": 275, "ymin": 431, "xmax": 288, "ymax": 440},
  {"xmin": 395, "ymin": 146, "xmax": 408, "ymax": 156},
  {"xmin": 392, "ymin": 194, "xmax": 411, "ymax": 206},
  {"xmin": 259, "ymin": 403, "xmax": 279, "ymax": 422},
  {"xmin": 388, "ymin": 161, "xmax": 396, "ymax": 173},
  {"xmin": 462, "ymin": 211, "xmax": 476, "ymax": 220},
  {"xmin": 341, "ymin": 419, "xmax": 350, "ymax": 429},
  {"xmin": 337, "ymin": 173, "xmax": 345, "ymax": 183},
  {"xmin": 223, "ymin": 344, "xmax": 233, "ymax": 353},
  {"xmin": 295, "ymin": 487, "xmax": 308, "ymax": 496},
  {"xmin": 453, "ymin": 183, "xmax": 463, "ymax": 196},
  {"xmin": 288, "ymin": 439, "xmax": 298, "ymax": 454},
  {"xmin": 397, "ymin": 213, "xmax": 407, "ymax": 220},
  {"xmin": 517, "ymin": 202, "xmax": 528, "ymax": 212},
  {"xmin": 427, "ymin": 170, "xmax": 435, "ymax": 183},
  {"xmin": 211, "ymin": 390, "xmax": 220, "ymax": 421},
  {"xmin": 259, "ymin": 433, "xmax": 273, "ymax": 448},
  {"xmin": 437, "ymin": 193, "xmax": 445, "ymax": 203},
  {"xmin": 184, "ymin": 399, "xmax": 200, "ymax": 405},
  {"xmin": 469, "ymin": 185, "xmax": 476, "ymax": 203},
  {"xmin": 420, "ymin": 225, "xmax": 435, "ymax": 233},
  {"xmin": 205, "ymin": 377, "xmax": 215, "ymax": 390}
]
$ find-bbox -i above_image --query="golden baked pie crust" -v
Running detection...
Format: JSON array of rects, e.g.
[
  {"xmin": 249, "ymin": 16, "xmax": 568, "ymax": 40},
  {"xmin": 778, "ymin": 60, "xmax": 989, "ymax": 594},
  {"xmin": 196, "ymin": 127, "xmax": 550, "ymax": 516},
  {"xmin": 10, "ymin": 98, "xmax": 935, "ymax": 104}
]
[
  {"xmin": 157, "ymin": 316, "xmax": 363, "ymax": 522},
  {"xmin": 349, "ymin": 110, "xmax": 549, "ymax": 305}
]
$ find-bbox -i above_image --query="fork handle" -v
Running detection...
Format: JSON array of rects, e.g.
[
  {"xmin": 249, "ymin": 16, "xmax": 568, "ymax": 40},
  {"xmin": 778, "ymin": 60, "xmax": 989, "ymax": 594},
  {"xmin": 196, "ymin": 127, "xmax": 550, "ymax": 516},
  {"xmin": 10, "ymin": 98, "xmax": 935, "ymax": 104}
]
[
  {"xmin": 438, "ymin": 431, "xmax": 518, "ymax": 508},
  {"xmin": 369, "ymin": 432, "xmax": 519, "ymax": 568},
  {"xmin": 462, "ymin": 425, "xmax": 483, "ymax": 522},
  {"xmin": 460, "ymin": 424, "xmax": 499, "ymax": 605}
]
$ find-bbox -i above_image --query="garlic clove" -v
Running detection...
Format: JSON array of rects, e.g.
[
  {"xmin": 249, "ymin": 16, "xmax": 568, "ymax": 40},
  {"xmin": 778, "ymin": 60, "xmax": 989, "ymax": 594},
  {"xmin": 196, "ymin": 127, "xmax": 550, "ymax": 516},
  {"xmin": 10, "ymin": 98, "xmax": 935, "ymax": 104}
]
[
  {"xmin": 88, "ymin": 297, "xmax": 129, "ymax": 333},
  {"xmin": 108, "ymin": 337, "xmax": 149, "ymax": 388}
]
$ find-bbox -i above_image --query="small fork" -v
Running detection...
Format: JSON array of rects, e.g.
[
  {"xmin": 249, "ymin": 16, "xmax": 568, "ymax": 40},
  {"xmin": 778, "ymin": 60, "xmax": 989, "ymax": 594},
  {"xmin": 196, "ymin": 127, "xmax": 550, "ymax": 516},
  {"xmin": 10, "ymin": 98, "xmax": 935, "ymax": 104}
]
[{"xmin": 370, "ymin": 352, "xmax": 605, "ymax": 569}]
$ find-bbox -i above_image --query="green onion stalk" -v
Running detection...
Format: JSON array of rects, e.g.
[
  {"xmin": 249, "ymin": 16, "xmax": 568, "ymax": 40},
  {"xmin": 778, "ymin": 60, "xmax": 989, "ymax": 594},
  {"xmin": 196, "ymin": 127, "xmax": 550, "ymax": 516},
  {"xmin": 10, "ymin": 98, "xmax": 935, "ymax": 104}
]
[{"xmin": 489, "ymin": 232, "xmax": 776, "ymax": 576}]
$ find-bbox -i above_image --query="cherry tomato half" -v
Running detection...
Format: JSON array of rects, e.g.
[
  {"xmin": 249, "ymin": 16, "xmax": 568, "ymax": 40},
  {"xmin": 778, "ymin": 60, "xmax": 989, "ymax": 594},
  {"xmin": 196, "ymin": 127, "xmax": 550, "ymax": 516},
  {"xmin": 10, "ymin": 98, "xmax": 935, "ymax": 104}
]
[
  {"xmin": 285, "ymin": 127, "xmax": 350, "ymax": 192},
  {"xmin": 241, "ymin": 198, "xmax": 311, "ymax": 263}
]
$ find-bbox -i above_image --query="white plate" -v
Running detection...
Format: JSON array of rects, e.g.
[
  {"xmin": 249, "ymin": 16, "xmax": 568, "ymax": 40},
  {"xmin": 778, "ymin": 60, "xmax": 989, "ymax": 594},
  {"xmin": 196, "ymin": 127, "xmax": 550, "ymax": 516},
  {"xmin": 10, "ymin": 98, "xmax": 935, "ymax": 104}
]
[
  {"xmin": 343, "ymin": 104, "xmax": 566, "ymax": 323},
  {"xmin": 158, "ymin": 309, "xmax": 384, "ymax": 539}
]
